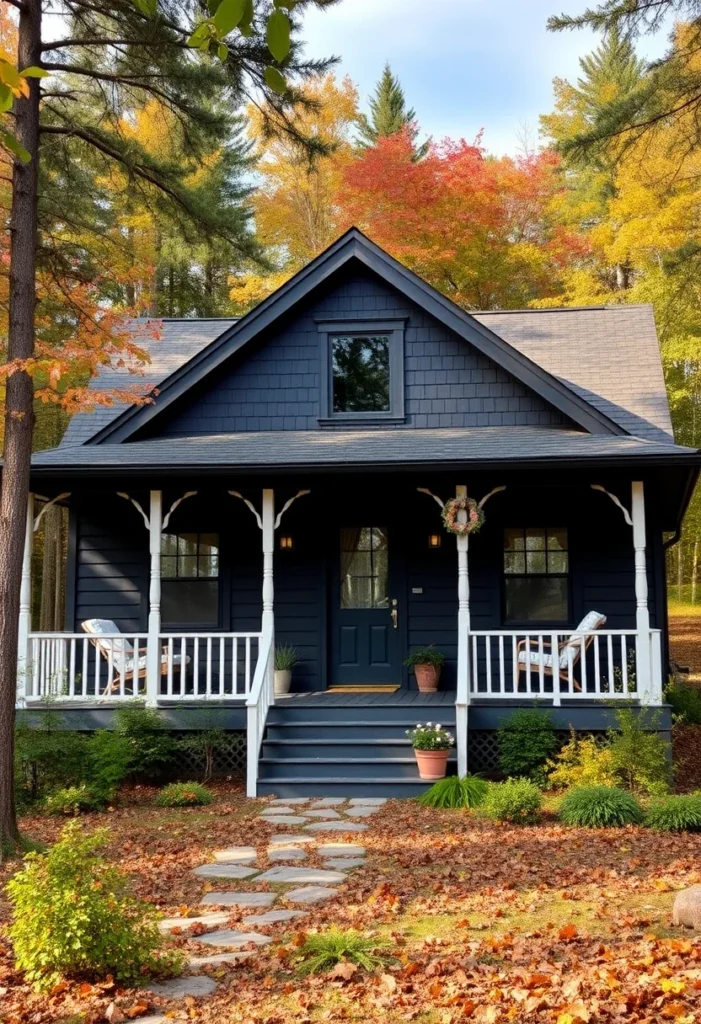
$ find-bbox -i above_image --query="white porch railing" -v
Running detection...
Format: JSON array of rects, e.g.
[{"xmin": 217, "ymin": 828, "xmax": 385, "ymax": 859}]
[
  {"xmin": 23, "ymin": 630, "xmax": 261, "ymax": 702},
  {"xmin": 465, "ymin": 628, "xmax": 664, "ymax": 704},
  {"xmin": 246, "ymin": 624, "xmax": 274, "ymax": 797}
]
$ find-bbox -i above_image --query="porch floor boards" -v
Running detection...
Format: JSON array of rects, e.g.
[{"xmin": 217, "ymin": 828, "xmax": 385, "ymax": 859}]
[{"xmin": 276, "ymin": 689, "xmax": 457, "ymax": 707}]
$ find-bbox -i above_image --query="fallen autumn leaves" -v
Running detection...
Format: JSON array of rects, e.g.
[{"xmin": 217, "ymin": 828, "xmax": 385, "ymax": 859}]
[{"xmin": 1, "ymin": 784, "xmax": 701, "ymax": 1024}]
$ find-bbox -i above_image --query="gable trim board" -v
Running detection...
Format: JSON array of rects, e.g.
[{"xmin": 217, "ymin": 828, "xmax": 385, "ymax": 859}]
[{"xmin": 88, "ymin": 230, "xmax": 625, "ymax": 445}]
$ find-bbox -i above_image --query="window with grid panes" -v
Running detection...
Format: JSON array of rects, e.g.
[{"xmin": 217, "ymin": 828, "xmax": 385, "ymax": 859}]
[
  {"xmin": 503, "ymin": 527, "xmax": 569, "ymax": 623},
  {"xmin": 161, "ymin": 533, "xmax": 219, "ymax": 626}
]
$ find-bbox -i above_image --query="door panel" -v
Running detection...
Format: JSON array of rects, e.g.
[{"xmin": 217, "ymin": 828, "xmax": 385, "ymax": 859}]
[{"xmin": 331, "ymin": 525, "xmax": 402, "ymax": 685}]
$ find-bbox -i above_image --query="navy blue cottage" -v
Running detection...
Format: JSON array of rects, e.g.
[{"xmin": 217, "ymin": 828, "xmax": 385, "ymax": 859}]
[{"xmin": 20, "ymin": 230, "xmax": 700, "ymax": 796}]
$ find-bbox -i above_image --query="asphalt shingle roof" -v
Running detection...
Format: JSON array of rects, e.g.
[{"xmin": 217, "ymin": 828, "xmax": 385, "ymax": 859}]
[{"xmin": 35, "ymin": 427, "xmax": 696, "ymax": 472}]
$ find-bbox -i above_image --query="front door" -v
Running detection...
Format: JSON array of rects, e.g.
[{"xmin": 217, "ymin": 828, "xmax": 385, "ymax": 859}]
[{"xmin": 331, "ymin": 525, "xmax": 402, "ymax": 685}]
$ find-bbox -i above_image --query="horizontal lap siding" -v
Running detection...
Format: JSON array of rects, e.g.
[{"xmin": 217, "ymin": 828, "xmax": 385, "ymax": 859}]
[
  {"xmin": 158, "ymin": 266, "xmax": 570, "ymax": 437},
  {"xmin": 73, "ymin": 502, "xmax": 147, "ymax": 632}
]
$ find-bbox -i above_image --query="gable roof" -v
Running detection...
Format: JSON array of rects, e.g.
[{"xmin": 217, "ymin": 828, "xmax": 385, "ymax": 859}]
[{"xmin": 82, "ymin": 229, "xmax": 625, "ymax": 444}]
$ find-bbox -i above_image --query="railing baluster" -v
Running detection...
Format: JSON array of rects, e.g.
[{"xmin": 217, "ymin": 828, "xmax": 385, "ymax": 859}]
[
  {"xmin": 580, "ymin": 636, "xmax": 587, "ymax": 694},
  {"xmin": 593, "ymin": 634, "xmax": 601, "ymax": 696},
  {"xmin": 471, "ymin": 634, "xmax": 478, "ymax": 695},
  {"xmin": 219, "ymin": 637, "xmax": 225, "ymax": 697},
  {"xmin": 233, "ymin": 636, "xmax": 238, "ymax": 695},
  {"xmin": 525, "ymin": 635, "xmax": 532, "ymax": 696},
  {"xmin": 607, "ymin": 633, "xmax": 614, "ymax": 695},
  {"xmin": 166, "ymin": 638, "xmax": 173, "ymax": 697},
  {"xmin": 485, "ymin": 635, "xmax": 492, "ymax": 695},
  {"xmin": 245, "ymin": 636, "xmax": 251, "ymax": 695},
  {"xmin": 621, "ymin": 635, "xmax": 628, "ymax": 693},
  {"xmin": 180, "ymin": 637, "xmax": 187, "ymax": 696},
  {"xmin": 194, "ymin": 637, "xmax": 200, "ymax": 696},
  {"xmin": 499, "ymin": 635, "xmax": 505, "ymax": 694},
  {"xmin": 206, "ymin": 637, "xmax": 212, "ymax": 696},
  {"xmin": 551, "ymin": 632, "xmax": 561, "ymax": 706},
  {"xmin": 538, "ymin": 634, "xmax": 544, "ymax": 694}
]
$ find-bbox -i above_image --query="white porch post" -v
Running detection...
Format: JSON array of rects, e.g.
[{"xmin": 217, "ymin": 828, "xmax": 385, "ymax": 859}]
[
  {"xmin": 17, "ymin": 493, "xmax": 34, "ymax": 704},
  {"xmin": 146, "ymin": 490, "xmax": 162, "ymax": 707},
  {"xmin": 456, "ymin": 484, "xmax": 470, "ymax": 777},
  {"xmin": 631, "ymin": 481, "xmax": 656, "ymax": 702},
  {"xmin": 261, "ymin": 488, "xmax": 275, "ymax": 636}
]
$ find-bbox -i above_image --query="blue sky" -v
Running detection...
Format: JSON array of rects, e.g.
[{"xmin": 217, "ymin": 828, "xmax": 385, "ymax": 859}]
[{"xmin": 300, "ymin": 0, "xmax": 670, "ymax": 155}]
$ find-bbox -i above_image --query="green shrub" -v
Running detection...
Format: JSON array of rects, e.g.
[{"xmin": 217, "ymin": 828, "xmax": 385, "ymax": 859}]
[
  {"xmin": 7, "ymin": 822, "xmax": 182, "ymax": 990},
  {"xmin": 547, "ymin": 730, "xmax": 619, "ymax": 790},
  {"xmin": 665, "ymin": 680, "xmax": 701, "ymax": 725},
  {"xmin": 113, "ymin": 704, "xmax": 174, "ymax": 780},
  {"xmin": 85, "ymin": 729, "xmax": 132, "ymax": 799},
  {"xmin": 176, "ymin": 728, "xmax": 228, "ymax": 783},
  {"xmin": 482, "ymin": 778, "xmax": 542, "ymax": 824},
  {"xmin": 418, "ymin": 774, "xmax": 488, "ymax": 809},
  {"xmin": 608, "ymin": 707, "xmax": 670, "ymax": 796},
  {"xmin": 295, "ymin": 928, "xmax": 394, "ymax": 975},
  {"xmin": 15, "ymin": 712, "xmax": 88, "ymax": 806},
  {"xmin": 559, "ymin": 786, "xmax": 644, "ymax": 828},
  {"xmin": 155, "ymin": 781, "xmax": 214, "ymax": 807},
  {"xmin": 42, "ymin": 786, "xmax": 106, "ymax": 816},
  {"xmin": 404, "ymin": 645, "xmax": 445, "ymax": 667},
  {"xmin": 645, "ymin": 794, "xmax": 701, "ymax": 832},
  {"xmin": 497, "ymin": 708, "xmax": 557, "ymax": 785}
]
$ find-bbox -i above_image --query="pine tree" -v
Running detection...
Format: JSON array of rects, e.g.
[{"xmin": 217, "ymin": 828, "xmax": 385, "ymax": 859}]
[{"xmin": 357, "ymin": 63, "xmax": 427, "ymax": 157}]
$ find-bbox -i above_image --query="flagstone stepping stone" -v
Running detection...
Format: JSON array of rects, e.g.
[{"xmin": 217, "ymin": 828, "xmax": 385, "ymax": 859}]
[
  {"xmin": 286, "ymin": 885, "xmax": 338, "ymax": 904},
  {"xmin": 158, "ymin": 912, "xmax": 230, "ymax": 933},
  {"xmin": 303, "ymin": 808, "xmax": 342, "ymax": 819},
  {"xmin": 200, "ymin": 891, "xmax": 276, "ymax": 908},
  {"xmin": 323, "ymin": 857, "xmax": 366, "ymax": 869},
  {"xmin": 256, "ymin": 865, "xmax": 347, "ymax": 884},
  {"xmin": 304, "ymin": 820, "xmax": 368, "ymax": 833},
  {"xmin": 260, "ymin": 814, "xmax": 309, "ymax": 825},
  {"xmin": 199, "ymin": 929, "xmax": 272, "ymax": 948},
  {"xmin": 269, "ymin": 834, "xmax": 316, "ymax": 845},
  {"xmin": 345, "ymin": 806, "xmax": 378, "ymax": 817},
  {"xmin": 192, "ymin": 864, "xmax": 259, "ymax": 880},
  {"xmin": 268, "ymin": 846, "xmax": 307, "ymax": 862},
  {"xmin": 270, "ymin": 797, "xmax": 308, "ymax": 805},
  {"xmin": 189, "ymin": 951, "xmax": 254, "ymax": 966},
  {"xmin": 148, "ymin": 976, "xmax": 218, "ymax": 999},
  {"xmin": 349, "ymin": 797, "xmax": 387, "ymax": 805},
  {"xmin": 214, "ymin": 846, "xmax": 257, "ymax": 863},
  {"xmin": 310, "ymin": 797, "xmax": 347, "ymax": 807},
  {"xmin": 263, "ymin": 806, "xmax": 296, "ymax": 814},
  {"xmin": 243, "ymin": 909, "xmax": 307, "ymax": 926},
  {"xmin": 317, "ymin": 843, "xmax": 366, "ymax": 857}
]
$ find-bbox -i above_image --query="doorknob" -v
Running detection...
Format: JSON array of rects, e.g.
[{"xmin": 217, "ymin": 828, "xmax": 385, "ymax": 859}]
[{"xmin": 391, "ymin": 598, "xmax": 398, "ymax": 629}]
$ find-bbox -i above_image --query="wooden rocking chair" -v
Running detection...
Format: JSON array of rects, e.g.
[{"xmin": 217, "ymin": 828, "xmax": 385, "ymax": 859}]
[
  {"xmin": 517, "ymin": 611, "xmax": 607, "ymax": 693},
  {"xmin": 81, "ymin": 618, "xmax": 190, "ymax": 695}
]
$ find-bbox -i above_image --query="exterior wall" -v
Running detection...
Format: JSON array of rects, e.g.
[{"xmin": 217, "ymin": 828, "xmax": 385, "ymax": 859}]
[
  {"xmin": 155, "ymin": 265, "xmax": 571, "ymax": 436},
  {"xmin": 65, "ymin": 475, "xmax": 664, "ymax": 695}
]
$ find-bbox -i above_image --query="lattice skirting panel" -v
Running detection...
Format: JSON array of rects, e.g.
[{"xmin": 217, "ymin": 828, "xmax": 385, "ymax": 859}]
[
  {"xmin": 467, "ymin": 729, "xmax": 609, "ymax": 775},
  {"xmin": 170, "ymin": 731, "xmax": 247, "ymax": 780}
]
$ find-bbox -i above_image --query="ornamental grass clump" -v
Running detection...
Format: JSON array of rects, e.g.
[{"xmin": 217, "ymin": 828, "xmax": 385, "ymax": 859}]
[
  {"xmin": 295, "ymin": 928, "xmax": 395, "ymax": 976},
  {"xmin": 155, "ymin": 781, "xmax": 214, "ymax": 807},
  {"xmin": 559, "ymin": 786, "xmax": 644, "ymax": 828},
  {"xmin": 645, "ymin": 794, "xmax": 701, "ymax": 832},
  {"xmin": 418, "ymin": 774, "xmax": 488, "ymax": 809},
  {"xmin": 482, "ymin": 778, "xmax": 542, "ymax": 824},
  {"xmin": 7, "ymin": 822, "xmax": 181, "ymax": 990},
  {"xmin": 406, "ymin": 723, "xmax": 454, "ymax": 750}
]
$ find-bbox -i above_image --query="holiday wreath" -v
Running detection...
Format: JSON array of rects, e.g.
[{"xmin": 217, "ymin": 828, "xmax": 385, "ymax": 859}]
[{"xmin": 441, "ymin": 496, "xmax": 485, "ymax": 536}]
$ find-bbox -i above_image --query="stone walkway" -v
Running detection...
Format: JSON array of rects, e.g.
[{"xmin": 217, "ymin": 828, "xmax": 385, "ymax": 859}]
[{"xmin": 144, "ymin": 796, "xmax": 386, "ymax": 1016}]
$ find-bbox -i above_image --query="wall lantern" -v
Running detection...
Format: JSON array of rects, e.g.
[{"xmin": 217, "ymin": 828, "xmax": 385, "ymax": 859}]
[
  {"xmin": 279, "ymin": 535, "xmax": 294, "ymax": 551},
  {"xmin": 428, "ymin": 533, "xmax": 442, "ymax": 549}
]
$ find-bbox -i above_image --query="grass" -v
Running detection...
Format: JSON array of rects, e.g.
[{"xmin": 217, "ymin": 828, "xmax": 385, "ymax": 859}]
[{"xmin": 295, "ymin": 928, "xmax": 395, "ymax": 975}]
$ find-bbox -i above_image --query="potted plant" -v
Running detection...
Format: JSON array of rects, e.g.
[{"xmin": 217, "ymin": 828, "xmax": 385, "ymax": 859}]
[
  {"xmin": 404, "ymin": 645, "xmax": 445, "ymax": 692},
  {"xmin": 274, "ymin": 644, "xmax": 299, "ymax": 696},
  {"xmin": 407, "ymin": 722, "xmax": 455, "ymax": 780}
]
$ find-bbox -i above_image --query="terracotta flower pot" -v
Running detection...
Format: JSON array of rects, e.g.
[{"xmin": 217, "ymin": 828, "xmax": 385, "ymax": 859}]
[
  {"xmin": 274, "ymin": 669, "xmax": 292, "ymax": 696},
  {"xmin": 414, "ymin": 663, "xmax": 442, "ymax": 692},
  {"xmin": 414, "ymin": 748, "xmax": 450, "ymax": 780}
]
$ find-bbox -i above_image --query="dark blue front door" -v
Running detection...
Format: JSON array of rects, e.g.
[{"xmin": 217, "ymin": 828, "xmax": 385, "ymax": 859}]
[{"xmin": 331, "ymin": 526, "xmax": 402, "ymax": 685}]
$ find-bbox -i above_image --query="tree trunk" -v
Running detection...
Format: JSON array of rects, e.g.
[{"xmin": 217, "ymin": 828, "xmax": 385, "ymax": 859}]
[{"xmin": 0, "ymin": 0, "xmax": 41, "ymax": 858}]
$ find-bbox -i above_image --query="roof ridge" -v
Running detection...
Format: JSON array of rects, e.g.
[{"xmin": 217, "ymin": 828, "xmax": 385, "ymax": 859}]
[{"xmin": 474, "ymin": 304, "xmax": 652, "ymax": 315}]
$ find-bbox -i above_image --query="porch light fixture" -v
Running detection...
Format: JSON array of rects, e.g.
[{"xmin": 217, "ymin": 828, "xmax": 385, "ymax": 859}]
[
  {"xmin": 428, "ymin": 533, "xmax": 442, "ymax": 549},
  {"xmin": 279, "ymin": 535, "xmax": 294, "ymax": 551}
]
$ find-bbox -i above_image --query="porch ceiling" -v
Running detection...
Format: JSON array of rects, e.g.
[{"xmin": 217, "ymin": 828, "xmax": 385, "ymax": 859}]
[{"xmin": 31, "ymin": 426, "xmax": 698, "ymax": 473}]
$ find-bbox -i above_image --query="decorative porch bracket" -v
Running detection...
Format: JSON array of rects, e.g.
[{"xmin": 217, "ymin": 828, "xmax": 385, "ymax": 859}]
[
  {"xmin": 591, "ymin": 482, "xmax": 659, "ymax": 703},
  {"xmin": 418, "ymin": 484, "xmax": 506, "ymax": 777}
]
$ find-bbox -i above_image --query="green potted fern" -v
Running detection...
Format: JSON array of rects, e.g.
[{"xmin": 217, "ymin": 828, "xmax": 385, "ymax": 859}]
[
  {"xmin": 274, "ymin": 644, "xmax": 299, "ymax": 696},
  {"xmin": 404, "ymin": 645, "xmax": 445, "ymax": 692}
]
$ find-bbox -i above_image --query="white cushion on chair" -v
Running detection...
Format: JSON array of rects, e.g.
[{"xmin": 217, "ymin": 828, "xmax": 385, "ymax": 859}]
[
  {"xmin": 562, "ymin": 611, "xmax": 607, "ymax": 650},
  {"xmin": 518, "ymin": 611, "xmax": 607, "ymax": 673},
  {"xmin": 82, "ymin": 618, "xmax": 133, "ymax": 671}
]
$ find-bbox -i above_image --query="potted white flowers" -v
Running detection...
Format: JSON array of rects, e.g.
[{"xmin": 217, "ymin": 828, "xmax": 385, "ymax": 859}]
[
  {"xmin": 407, "ymin": 722, "xmax": 455, "ymax": 780},
  {"xmin": 274, "ymin": 644, "xmax": 299, "ymax": 696}
]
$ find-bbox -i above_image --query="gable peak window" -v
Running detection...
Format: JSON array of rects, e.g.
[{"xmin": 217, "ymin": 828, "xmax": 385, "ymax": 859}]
[
  {"xmin": 503, "ymin": 526, "xmax": 569, "ymax": 624},
  {"xmin": 161, "ymin": 532, "xmax": 219, "ymax": 626},
  {"xmin": 317, "ymin": 319, "xmax": 405, "ymax": 424}
]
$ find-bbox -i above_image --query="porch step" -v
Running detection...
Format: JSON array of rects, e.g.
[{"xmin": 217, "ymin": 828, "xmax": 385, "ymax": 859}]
[{"xmin": 257, "ymin": 704, "xmax": 457, "ymax": 798}]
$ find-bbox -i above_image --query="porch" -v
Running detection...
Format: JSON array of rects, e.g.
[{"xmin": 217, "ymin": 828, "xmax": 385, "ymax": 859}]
[{"xmin": 17, "ymin": 472, "xmax": 668, "ymax": 795}]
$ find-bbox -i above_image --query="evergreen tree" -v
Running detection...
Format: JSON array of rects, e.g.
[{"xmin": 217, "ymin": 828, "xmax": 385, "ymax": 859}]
[{"xmin": 357, "ymin": 63, "xmax": 427, "ymax": 157}]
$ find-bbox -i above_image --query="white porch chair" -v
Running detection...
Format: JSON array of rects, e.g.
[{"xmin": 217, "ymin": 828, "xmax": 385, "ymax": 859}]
[
  {"xmin": 81, "ymin": 618, "xmax": 189, "ymax": 695},
  {"xmin": 517, "ymin": 610, "xmax": 607, "ymax": 692}
]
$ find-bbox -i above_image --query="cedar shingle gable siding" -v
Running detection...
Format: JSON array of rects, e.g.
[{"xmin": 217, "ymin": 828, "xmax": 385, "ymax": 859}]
[{"xmin": 156, "ymin": 266, "xmax": 570, "ymax": 437}]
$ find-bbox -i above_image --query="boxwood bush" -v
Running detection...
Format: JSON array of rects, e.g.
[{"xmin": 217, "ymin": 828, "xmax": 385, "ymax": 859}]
[
  {"xmin": 155, "ymin": 781, "xmax": 214, "ymax": 807},
  {"xmin": 497, "ymin": 708, "xmax": 557, "ymax": 786},
  {"xmin": 645, "ymin": 794, "xmax": 701, "ymax": 832},
  {"xmin": 559, "ymin": 786, "xmax": 644, "ymax": 828},
  {"xmin": 482, "ymin": 778, "xmax": 542, "ymax": 824}
]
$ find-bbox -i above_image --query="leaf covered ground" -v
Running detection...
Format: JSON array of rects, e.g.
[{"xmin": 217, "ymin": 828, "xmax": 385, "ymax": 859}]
[{"xmin": 2, "ymin": 784, "xmax": 701, "ymax": 1024}]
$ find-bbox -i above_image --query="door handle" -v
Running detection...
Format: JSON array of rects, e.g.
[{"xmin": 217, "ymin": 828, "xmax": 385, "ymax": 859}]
[{"xmin": 391, "ymin": 599, "xmax": 398, "ymax": 629}]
